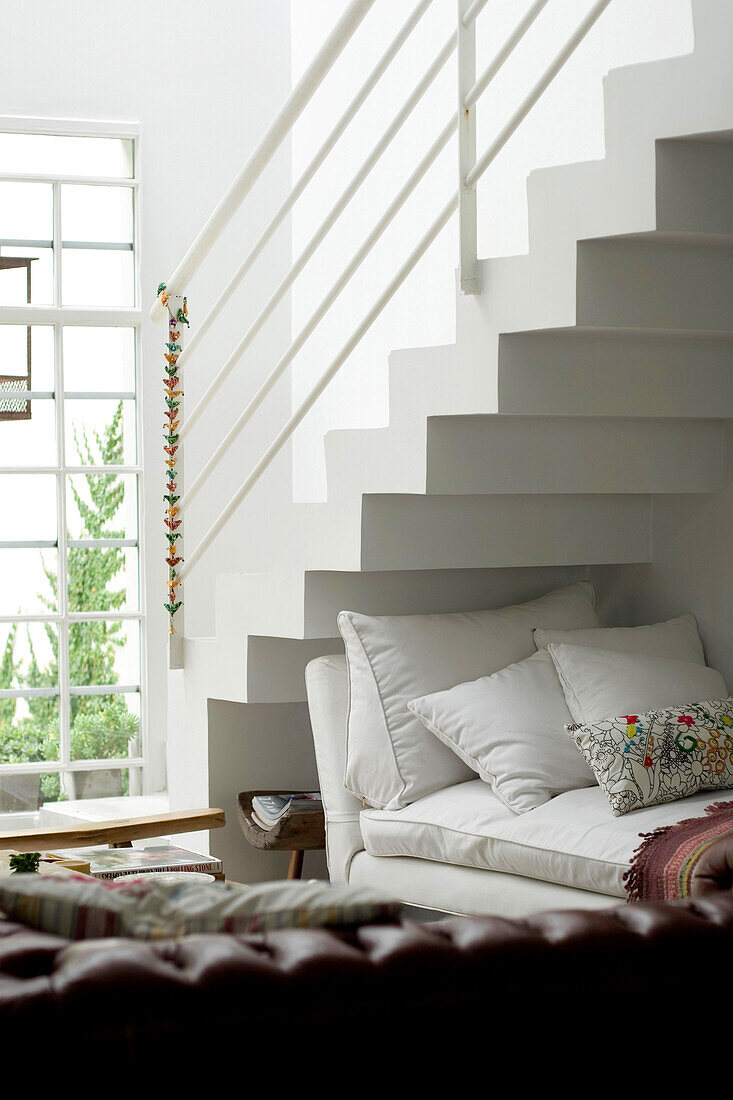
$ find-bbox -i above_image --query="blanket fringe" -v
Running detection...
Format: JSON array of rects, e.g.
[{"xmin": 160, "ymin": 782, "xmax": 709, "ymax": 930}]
[
  {"xmin": 623, "ymin": 824, "xmax": 675, "ymax": 903},
  {"xmin": 705, "ymin": 800, "xmax": 733, "ymax": 816}
]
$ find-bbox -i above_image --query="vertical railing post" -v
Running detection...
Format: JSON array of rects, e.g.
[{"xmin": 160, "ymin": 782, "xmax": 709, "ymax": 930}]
[{"xmin": 457, "ymin": 0, "xmax": 479, "ymax": 294}]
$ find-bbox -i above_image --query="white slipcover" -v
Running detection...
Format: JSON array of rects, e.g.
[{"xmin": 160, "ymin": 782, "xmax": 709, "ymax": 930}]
[{"xmin": 360, "ymin": 780, "xmax": 733, "ymax": 897}]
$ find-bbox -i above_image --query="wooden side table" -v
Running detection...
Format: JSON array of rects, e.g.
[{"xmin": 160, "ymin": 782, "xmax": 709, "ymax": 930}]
[{"xmin": 236, "ymin": 791, "xmax": 325, "ymax": 880}]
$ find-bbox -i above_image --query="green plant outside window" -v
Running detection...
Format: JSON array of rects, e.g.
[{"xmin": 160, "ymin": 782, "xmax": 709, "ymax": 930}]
[{"xmin": 0, "ymin": 402, "xmax": 139, "ymax": 801}]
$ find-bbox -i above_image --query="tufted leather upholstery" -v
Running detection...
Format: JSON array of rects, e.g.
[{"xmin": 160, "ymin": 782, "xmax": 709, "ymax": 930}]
[
  {"xmin": 691, "ymin": 832, "xmax": 733, "ymax": 896},
  {"xmin": 2, "ymin": 891, "xmax": 733, "ymax": 1075}
]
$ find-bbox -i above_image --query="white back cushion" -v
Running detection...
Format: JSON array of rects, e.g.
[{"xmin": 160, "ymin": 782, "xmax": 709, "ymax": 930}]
[
  {"xmin": 534, "ymin": 613, "xmax": 704, "ymax": 664},
  {"xmin": 547, "ymin": 643, "xmax": 728, "ymax": 725},
  {"xmin": 338, "ymin": 581, "xmax": 600, "ymax": 809},
  {"xmin": 408, "ymin": 650, "xmax": 596, "ymax": 815}
]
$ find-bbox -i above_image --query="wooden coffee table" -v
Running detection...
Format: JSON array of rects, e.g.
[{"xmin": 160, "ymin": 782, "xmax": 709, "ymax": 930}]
[{"xmin": 0, "ymin": 807, "xmax": 225, "ymax": 852}]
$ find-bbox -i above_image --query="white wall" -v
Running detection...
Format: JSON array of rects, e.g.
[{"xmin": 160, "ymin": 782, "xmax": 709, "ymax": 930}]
[
  {"xmin": 603, "ymin": 423, "xmax": 733, "ymax": 692},
  {"xmin": 0, "ymin": 0, "xmax": 293, "ymax": 796},
  {"xmin": 289, "ymin": 0, "xmax": 693, "ymax": 501}
]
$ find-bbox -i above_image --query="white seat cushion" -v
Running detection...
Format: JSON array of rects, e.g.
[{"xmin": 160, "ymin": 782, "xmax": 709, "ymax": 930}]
[{"xmin": 359, "ymin": 780, "xmax": 733, "ymax": 897}]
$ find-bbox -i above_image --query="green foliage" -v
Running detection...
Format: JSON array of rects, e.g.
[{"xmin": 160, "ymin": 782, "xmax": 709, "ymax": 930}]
[
  {"xmin": 9, "ymin": 852, "xmax": 41, "ymax": 874},
  {"xmin": 23, "ymin": 403, "xmax": 127, "ymax": 728},
  {"xmin": 0, "ymin": 624, "xmax": 19, "ymax": 727},
  {"xmin": 70, "ymin": 697, "xmax": 139, "ymax": 760},
  {"xmin": 0, "ymin": 719, "xmax": 57, "ymax": 765},
  {"xmin": 0, "ymin": 403, "xmax": 138, "ymax": 803}
]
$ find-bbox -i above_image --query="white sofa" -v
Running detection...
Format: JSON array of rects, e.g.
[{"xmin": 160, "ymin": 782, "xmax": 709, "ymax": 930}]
[{"xmin": 306, "ymin": 642, "xmax": 733, "ymax": 918}]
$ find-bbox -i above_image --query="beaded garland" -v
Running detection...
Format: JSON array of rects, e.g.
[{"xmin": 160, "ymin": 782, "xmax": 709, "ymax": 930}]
[{"xmin": 157, "ymin": 283, "xmax": 189, "ymax": 635}]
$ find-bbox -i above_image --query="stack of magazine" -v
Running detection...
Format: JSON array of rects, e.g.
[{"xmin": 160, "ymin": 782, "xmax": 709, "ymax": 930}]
[
  {"xmin": 251, "ymin": 792, "xmax": 321, "ymax": 831},
  {"xmin": 49, "ymin": 844, "xmax": 222, "ymax": 881}
]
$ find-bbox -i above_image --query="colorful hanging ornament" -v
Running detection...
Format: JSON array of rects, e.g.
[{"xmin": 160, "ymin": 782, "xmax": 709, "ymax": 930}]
[{"xmin": 157, "ymin": 284, "xmax": 188, "ymax": 635}]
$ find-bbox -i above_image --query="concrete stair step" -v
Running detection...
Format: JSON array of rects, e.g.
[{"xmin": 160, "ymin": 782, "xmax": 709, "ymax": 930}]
[
  {"xmin": 299, "ymin": 564, "xmax": 597, "ymax": 638},
  {"xmin": 577, "ymin": 232, "xmax": 733, "ymax": 331},
  {"xmin": 213, "ymin": 564, "xmax": 594, "ymax": 642},
  {"xmin": 425, "ymin": 415, "xmax": 724, "ymax": 495},
  {"xmin": 498, "ymin": 327, "xmax": 733, "ymax": 417},
  {"xmin": 360, "ymin": 493, "xmax": 651, "ymax": 572},
  {"xmin": 325, "ymin": 412, "xmax": 724, "ymax": 500},
  {"xmin": 655, "ymin": 135, "xmax": 733, "ymax": 235},
  {"xmin": 525, "ymin": 133, "xmax": 733, "ymax": 267}
]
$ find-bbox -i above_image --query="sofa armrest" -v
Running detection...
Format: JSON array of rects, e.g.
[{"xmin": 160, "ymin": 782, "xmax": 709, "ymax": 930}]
[{"xmin": 306, "ymin": 654, "xmax": 364, "ymax": 880}]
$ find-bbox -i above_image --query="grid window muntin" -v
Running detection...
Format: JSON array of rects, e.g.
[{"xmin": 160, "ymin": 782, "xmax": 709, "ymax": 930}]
[{"xmin": 0, "ymin": 120, "xmax": 147, "ymax": 796}]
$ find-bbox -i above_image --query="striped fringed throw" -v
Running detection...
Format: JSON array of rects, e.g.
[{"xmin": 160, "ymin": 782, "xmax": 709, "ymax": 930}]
[{"xmin": 624, "ymin": 801, "xmax": 733, "ymax": 902}]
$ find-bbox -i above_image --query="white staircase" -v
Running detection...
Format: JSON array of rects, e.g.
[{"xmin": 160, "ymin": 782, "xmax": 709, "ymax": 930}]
[{"xmin": 159, "ymin": 0, "xmax": 733, "ymax": 882}]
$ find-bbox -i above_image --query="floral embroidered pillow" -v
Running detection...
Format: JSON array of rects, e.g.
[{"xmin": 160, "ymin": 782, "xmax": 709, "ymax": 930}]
[{"xmin": 566, "ymin": 698, "xmax": 733, "ymax": 816}]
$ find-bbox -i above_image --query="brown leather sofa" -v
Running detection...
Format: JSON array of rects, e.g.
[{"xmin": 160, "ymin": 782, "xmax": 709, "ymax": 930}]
[{"xmin": 2, "ymin": 880, "xmax": 733, "ymax": 1078}]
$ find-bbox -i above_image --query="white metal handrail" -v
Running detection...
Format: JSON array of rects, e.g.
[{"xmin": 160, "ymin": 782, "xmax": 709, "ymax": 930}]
[
  {"xmin": 180, "ymin": 114, "xmax": 456, "ymax": 517},
  {"xmin": 180, "ymin": 0, "xmax": 434, "ymax": 366},
  {"xmin": 179, "ymin": 29, "xmax": 457, "ymax": 443},
  {"xmin": 151, "ymin": 0, "xmax": 376, "ymax": 314},
  {"xmin": 153, "ymin": 0, "xmax": 616, "ymax": 657},
  {"xmin": 464, "ymin": 0, "xmax": 551, "ymax": 110},
  {"xmin": 457, "ymin": 0, "xmax": 613, "ymax": 289},
  {"xmin": 461, "ymin": 0, "xmax": 490, "ymax": 28},
  {"xmin": 466, "ymin": 0, "xmax": 614, "ymax": 188},
  {"xmin": 181, "ymin": 193, "xmax": 459, "ymax": 578}
]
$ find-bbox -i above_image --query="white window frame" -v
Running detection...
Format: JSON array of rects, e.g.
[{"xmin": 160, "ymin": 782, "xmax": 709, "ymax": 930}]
[{"xmin": 0, "ymin": 116, "xmax": 155, "ymax": 796}]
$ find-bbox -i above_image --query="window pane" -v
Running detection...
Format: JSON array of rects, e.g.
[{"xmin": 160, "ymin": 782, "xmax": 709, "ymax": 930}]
[
  {"xmin": 0, "ymin": 621, "xmax": 58, "ymax": 690},
  {"xmin": 68, "ymin": 693, "xmax": 140, "ymax": 765},
  {"xmin": 0, "ymin": 182, "xmax": 53, "ymax": 240},
  {"xmin": 0, "ymin": 772, "xmax": 50, "ymax": 812},
  {"xmin": 0, "ymin": 246, "xmax": 53, "ymax": 305},
  {"xmin": 65, "ymin": 399, "xmax": 136, "ymax": 464},
  {"xmin": 62, "ymin": 248, "xmax": 134, "ymax": 307},
  {"xmin": 0, "ymin": 399, "xmax": 56, "ymax": 465},
  {"xmin": 66, "ymin": 471, "xmax": 139, "ymax": 614},
  {"xmin": 0, "ymin": 691, "xmax": 60, "ymax": 806},
  {"xmin": 62, "ymin": 185, "xmax": 133, "ymax": 243},
  {"xmin": 0, "ymin": 325, "xmax": 54, "ymax": 390},
  {"xmin": 0, "ymin": 548, "xmax": 57, "ymax": 615},
  {"xmin": 68, "ymin": 620, "xmax": 140, "ymax": 687},
  {"xmin": 63, "ymin": 326, "xmax": 134, "ymax": 392},
  {"xmin": 0, "ymin": 710, "xmax": 59, "ymax": 763},
  {"xmin": 67, "ymin": 548, "xmax": 139, "ymax": 613},
  {"xmin": 0, "ymin": 324, "xmax": 31, "ymax": 384},
  {"xmin": 0, "ymin": 133, "xmax": 133, "ymax": 177},
  {"xmin": 38, "ymin": 772, "xmax": 63, "ymax": 805},
  {"xmin": 66, "ymin": 472, "xmax": 137, "ymax": 539},
  {"xmin": 62, "ymin": 765, "xmax": 139, "ymax": 801},
  {"xmin": 0, "ymin": 474, "xmax": 56, "ymax": 540}
]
